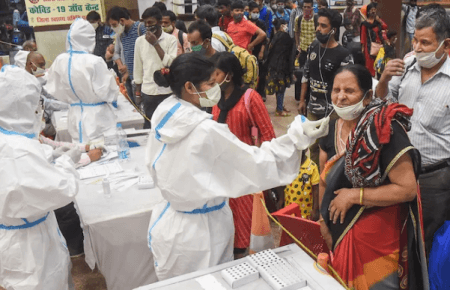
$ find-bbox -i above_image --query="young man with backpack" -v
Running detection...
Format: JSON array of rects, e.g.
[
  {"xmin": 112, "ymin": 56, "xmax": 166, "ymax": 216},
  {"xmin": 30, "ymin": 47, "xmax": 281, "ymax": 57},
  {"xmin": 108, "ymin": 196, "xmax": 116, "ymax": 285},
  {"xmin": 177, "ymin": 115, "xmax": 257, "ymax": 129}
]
[
  {"xmin": 197, "ymin": 4, "xmax": 228, "ymax": 52},
  {"xmin": 161, "ymin": 10, "xmax": 190, "ymax": 55},
  {"xmin": 294, "ymin": 0, "xmax": 318, "ymax": 68}
]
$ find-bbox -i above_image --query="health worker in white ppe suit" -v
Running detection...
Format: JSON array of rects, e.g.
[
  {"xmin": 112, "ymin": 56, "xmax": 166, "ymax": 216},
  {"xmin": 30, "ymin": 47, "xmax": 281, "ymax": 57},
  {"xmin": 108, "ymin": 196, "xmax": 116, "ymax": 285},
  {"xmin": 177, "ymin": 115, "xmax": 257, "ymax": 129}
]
[
  {"xmin": 146, "ymin": 54, "xmax": 330, "ymax": 281},
  {"xmin": 0, "ymin": 66, "xmax": 80, "ymax": 290},
  {"xmin": 45, "ymin": 18, "xmax": 119, "ymax": 143}
]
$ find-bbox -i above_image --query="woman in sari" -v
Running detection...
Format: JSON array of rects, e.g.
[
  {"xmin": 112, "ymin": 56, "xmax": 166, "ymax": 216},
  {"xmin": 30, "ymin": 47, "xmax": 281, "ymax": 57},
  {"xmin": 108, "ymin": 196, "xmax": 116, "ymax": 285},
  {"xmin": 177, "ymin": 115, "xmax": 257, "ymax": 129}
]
[
  {"xmin": 360, "ymin": 2, "xmax": 387, "ymax": 77},
  {"xmin": 318, "ymin": 64, "xmax": 428, "ymax": 290}
]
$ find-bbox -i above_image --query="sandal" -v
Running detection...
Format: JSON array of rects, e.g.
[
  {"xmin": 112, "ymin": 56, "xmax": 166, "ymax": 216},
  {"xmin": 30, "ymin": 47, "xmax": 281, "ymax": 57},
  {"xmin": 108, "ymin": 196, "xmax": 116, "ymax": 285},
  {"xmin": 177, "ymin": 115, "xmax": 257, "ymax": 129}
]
[
  {"xmin": 283, "ymin": 106, "xmax": 291, "ymax": 113},
  {"xmin": 275, "ymin": 110, "xmax": 291, "ymax": 117}
]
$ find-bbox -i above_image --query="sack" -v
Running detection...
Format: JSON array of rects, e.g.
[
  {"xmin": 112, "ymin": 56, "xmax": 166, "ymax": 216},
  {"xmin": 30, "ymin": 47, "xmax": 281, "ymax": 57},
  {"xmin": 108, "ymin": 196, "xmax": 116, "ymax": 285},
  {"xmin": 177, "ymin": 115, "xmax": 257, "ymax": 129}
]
[
  {"xmin": 243, "ymin": 88, "xmax": 260, "ymax": 146},
  {"xmin": 212, "ymin": 34, "xmax": 259, "ymax": 89},
  {"xmin": 370, "ymin": 42, "xmax": 382, "ymax": 57}
]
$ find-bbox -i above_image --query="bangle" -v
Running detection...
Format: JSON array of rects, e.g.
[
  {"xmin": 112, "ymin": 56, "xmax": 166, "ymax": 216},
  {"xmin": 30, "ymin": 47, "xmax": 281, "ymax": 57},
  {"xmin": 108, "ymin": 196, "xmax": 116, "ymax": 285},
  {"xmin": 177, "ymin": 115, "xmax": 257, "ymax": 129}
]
[{"xmin": 360, "ymin": 188, "xmax": 364, "ymax": 205}]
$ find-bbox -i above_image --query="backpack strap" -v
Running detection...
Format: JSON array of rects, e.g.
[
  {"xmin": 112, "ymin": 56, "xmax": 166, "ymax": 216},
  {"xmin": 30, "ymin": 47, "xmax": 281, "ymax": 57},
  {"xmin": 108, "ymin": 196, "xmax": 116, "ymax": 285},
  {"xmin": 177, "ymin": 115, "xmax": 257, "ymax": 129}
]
[
  {"xmin": 137, "ymin": 21, "xmax": 143, "ymax": 36},
  {"xmin": 178, "ymin": 30, "xmax": 184, "ymax": 49},
  {"xmin": 212, "ymin": 34, "xmax": 232, "ymax": 50}
]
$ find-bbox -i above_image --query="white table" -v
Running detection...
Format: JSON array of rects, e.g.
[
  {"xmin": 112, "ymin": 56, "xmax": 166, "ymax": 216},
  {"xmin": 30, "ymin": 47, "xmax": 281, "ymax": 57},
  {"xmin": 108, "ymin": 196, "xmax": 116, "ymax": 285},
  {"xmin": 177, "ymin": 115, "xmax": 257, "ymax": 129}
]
[
  {"xmin": 134, "ymin": 244, "xmax": 345, "ymax": 290},
  {"xmin": 52, "ymin": 94, "xmax": 144, "ymax": 142},
  {"xmin": 75, "ymin": 136, "xmax": 163, "ymax": 290}
]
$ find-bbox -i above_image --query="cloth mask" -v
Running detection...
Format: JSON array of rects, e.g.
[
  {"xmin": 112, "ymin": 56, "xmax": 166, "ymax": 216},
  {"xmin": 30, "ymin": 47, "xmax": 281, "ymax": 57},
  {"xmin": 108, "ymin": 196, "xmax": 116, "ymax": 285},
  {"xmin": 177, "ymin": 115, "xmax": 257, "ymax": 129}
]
[
  {"xmin": 193, "ymin": 83, "xmax": 222, "ymax": 107},
  {"xmin": 281, "ymin": 24, "xmax": 288, "ymax": 32},
  {"xmin": 162, "ymin": 25, "xmax": 173, "ymax": 33},
  {"xmin": 233, "ymin": 13, "xmax": 243, "ymax": 22},
  {"xmin": 251, "ymin": 12, "xmax": 260, "ymax": 20},
  {"xmin": 332, "ymin": 90, "xmax": 370, "ymax": 121},
  {"xmin": 191, "ymin": 42, "xmax": 207, "ymax": 55},
  {"xmin": 112, "ymin": 23, "xmax": 124, "ymax": 35},
  {"xmin": 415, "ymin": 41, "xmax": 445, "ymax": 69},
  {"xmin": 244, "ymin": 11, "xmax": 249, "ymax": 18},
  {"xmin": 303, "ymin": 9, "xmax": 313, "ymax": 20},
  {"xmin": 316, "ymin": 29, "xmax": 333, "ymax": 44},
  {"xmin": 147, "ymin": 25, "xmax": 159, "ymax": 34},
  {"xmin": 91, "ymin": 22, "xmax": 99, "ymax": 30}
]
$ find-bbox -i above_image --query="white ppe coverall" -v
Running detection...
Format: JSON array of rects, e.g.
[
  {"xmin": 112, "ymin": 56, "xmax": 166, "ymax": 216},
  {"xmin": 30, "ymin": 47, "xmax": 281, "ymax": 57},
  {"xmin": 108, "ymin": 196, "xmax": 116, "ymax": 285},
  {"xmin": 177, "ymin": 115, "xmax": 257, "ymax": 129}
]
[
  {"xmin": 13, "ymin": 50, "xmax": 29, "ymax": 69},
  {"xmin": 0, "ymin": 66, "xmax": 79, "ymax": 290},
  {"xmin": 45, "ymin": 18, "xmax": 118, "ymax": 143},
  {"xmin": 146, "ymin": 96, "xmax": 315, "ymax": 281}
]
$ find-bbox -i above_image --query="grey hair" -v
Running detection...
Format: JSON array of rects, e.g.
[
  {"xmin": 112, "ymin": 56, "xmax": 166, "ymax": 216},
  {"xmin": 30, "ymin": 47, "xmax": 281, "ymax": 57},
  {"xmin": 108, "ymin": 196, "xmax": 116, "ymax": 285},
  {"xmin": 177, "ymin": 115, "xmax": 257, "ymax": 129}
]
[{"xmin": 415, "ymin": 8, "xmax": 450, "ymax": 42}]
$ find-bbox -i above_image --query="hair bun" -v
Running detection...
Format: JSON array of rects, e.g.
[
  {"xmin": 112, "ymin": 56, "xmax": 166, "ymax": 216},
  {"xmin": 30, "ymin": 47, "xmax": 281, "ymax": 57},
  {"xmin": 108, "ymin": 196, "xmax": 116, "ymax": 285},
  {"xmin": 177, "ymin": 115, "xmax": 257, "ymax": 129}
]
[{"xmin": 153, "ymin": 68, "xmax": 171, "ymax": 88}]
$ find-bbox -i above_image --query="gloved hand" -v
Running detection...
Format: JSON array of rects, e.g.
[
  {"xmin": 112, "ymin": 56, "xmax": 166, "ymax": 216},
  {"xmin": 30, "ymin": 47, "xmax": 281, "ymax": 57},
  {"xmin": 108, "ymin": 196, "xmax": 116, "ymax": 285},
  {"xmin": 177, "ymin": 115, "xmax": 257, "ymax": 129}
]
[
  {"xmin": 89, "ymin": 143, "xmax": 107, "ymax": 152},
  {"xmin": 64, "ymin": 147, "xmax": 82, "ymax": 164},
  {"xmin": 52, "ymin": 145, "xmax": 72, "ymax": 159},
  {"xmin": 287, "ymin": 115, "xmax": 330, "ymax": 150},
  {"xmin": 302, "ymin": 116, "xmax": 330, "ymax": 139}
]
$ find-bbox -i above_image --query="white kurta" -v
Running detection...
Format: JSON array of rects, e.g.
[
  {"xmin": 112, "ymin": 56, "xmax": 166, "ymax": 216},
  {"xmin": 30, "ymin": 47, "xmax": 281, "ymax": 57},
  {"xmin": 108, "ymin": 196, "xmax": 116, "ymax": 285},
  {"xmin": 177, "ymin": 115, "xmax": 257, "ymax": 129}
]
[
  {"xmin": 146, "ymin": 95, "xmax": 307, "ymax": 281},
  {"xmin": 45, "ymin": 18, "xmax": 119, "ymax": 144}
]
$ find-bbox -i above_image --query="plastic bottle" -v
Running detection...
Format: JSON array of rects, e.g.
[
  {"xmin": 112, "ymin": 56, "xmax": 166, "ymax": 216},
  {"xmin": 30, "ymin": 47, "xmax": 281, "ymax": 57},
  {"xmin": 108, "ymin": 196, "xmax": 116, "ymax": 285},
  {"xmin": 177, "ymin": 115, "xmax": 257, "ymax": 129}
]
[
  {"xmin": 102, "ymin": 177, "xmax": 111, "ymax": 198},
  {"xmin": 12, "ymin": 10, "xmax": 20, "ymax": 27},
  {"xmin": 116, "ymin": 123, "xmax": 130, "ymax": 162}
]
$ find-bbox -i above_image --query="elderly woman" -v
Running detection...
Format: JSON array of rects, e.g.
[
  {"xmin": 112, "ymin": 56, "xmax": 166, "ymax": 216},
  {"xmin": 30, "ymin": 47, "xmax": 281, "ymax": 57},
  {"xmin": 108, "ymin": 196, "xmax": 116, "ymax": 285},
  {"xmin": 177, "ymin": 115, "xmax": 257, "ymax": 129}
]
[{"xmin": 318, "ymin": 64, "xmax": 428, "ymax": 289}]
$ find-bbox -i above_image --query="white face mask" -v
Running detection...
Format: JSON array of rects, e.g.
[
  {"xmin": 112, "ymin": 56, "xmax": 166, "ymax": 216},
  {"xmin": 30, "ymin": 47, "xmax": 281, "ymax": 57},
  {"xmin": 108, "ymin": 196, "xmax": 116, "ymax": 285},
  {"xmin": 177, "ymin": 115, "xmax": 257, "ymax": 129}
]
[
  {"xmin": 33, "ymin": 66, "xmax": 46, "ymax": 76},
  {"xmin": 415, "ymin": 41, "xmax": 446, "ymax": 69},
  {"xmin": 193, "ymin": 83, "xmax": 222, "ymax": 107},
  {"xmin": 91, "ymin": 22, "xmax": 99, "ymax": 30},
  {"xmin": 251, "ymin": 12, "xmax": 260, "ymax": 19},
  {"xmin": 332, "ymin": 90, "xmax": 371, "ymax": 121},
  {"xmin": 219, "ymin": 73, "xmax": 230, "ymax": 88},
  {"xmin": 112, "ymin": 23, "xmax": 125, "ymax": 35}
]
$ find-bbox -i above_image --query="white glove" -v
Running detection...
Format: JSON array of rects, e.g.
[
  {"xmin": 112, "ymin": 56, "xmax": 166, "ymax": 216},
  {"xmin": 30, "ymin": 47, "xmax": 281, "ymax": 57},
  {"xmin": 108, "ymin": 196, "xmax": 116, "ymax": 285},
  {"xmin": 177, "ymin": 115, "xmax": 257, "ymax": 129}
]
[
  {"xmin": 63, "ymin": 147, "xmax": 82, "ymax": 164},
  {"xmin": 89, "ymin": 143, "xmax": 108, "ymax": 153},
  {"xmin": 52, "ymin": 145, "xmax": 72, "ymax": 159},
  {"xmin": 287, "ymin": 115, "xmax": 330, "ymax": 150},
  {"xmin": 302, "ymin": 116, "xmax": 330, "ymax": 139}
]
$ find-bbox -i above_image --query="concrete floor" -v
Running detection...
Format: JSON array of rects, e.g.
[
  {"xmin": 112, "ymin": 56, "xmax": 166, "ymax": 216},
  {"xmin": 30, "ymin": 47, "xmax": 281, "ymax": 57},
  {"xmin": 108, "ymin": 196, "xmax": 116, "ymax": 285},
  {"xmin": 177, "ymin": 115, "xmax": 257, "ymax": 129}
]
[{"xmin": 0, "ymin": 88, "xmax": 299, "ymax": 290}]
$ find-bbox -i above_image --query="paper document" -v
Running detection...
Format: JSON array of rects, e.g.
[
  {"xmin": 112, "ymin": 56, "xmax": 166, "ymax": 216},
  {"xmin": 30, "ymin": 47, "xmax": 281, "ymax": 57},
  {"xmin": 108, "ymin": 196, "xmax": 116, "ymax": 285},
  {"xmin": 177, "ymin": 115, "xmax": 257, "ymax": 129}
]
[{"xmin": 78, "ymin": 160, "xmax": 124, "ymax": 180}]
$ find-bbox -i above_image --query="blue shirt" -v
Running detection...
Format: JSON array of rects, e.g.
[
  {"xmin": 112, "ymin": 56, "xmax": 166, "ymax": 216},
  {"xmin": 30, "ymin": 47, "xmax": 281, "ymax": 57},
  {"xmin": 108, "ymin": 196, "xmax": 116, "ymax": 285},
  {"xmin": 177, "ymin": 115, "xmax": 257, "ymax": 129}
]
[
  {"xmin": 259, "ymin": 6, "xmax": 273, "ymax": 36},
  {"xmin": 429, "ymin": 221, "xmax": 450, "ymax": 290},
  {"xmin": 115, "ymin": 22, "xmax": 146, "ymax": 79}
]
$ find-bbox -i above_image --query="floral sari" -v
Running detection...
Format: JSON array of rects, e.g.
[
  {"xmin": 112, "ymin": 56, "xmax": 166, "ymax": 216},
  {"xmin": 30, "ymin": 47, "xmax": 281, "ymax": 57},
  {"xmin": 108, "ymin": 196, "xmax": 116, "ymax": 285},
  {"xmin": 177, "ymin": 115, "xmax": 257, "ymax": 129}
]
[{"xmin": 320, "ymin": 100, "xmax": 428, "ymax": 290}]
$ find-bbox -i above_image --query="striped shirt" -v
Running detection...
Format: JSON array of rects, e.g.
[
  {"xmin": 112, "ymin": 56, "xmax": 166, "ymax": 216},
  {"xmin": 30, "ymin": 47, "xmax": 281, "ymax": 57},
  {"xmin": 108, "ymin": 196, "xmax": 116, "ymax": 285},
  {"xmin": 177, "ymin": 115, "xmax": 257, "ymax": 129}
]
[
  {"xmin": 112, "ymin": 22, "xmax": 146, "ymax": 79},
  {"xmin": 387, "ymin": 56, "xmax": 450, "ymax": 166}
]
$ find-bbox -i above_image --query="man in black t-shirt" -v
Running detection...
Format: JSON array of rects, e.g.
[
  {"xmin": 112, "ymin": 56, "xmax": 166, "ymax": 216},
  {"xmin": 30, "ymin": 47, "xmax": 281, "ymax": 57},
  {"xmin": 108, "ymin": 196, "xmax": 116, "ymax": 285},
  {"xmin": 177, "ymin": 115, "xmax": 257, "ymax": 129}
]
[{"xmin": 298, "ymin": 8, "xmax": 352, "ymax": 164}]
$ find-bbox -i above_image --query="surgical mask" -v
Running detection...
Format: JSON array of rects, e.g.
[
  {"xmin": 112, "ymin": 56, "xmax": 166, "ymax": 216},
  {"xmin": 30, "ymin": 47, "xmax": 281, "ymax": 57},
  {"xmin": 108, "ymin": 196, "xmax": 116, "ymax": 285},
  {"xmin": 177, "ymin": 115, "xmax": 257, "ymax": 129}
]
[
  {"xmin": 332, "ymin": 90, "xmax": 370, "ymax": 121},
  {"xmin": 277, "ymin": 3, "xmax": 285, "ymax": 8},
  {"xmin": 272, "ymin": 4, "xmax": 278, "ymax": 10},
  {"xmin": 316, "ymin": 29, "xmax": 333, "ymax": 44},
  {"xmin": 244, "ymin": 11, "xmax": 249, "ymax": 18},
  {"xmin": 415, "ymin": 41, "xmax": 446, "ymax": 69},
  {"xmin": 33, "ymin": 66, "xmax": 45, "ymax": 76},
  {"xmin": 193, "ymin": 83, "xmax": 221, "ymax": 107},
  {"xmin": 191, "ymin": 42, "xmax": 207, "ymax": 55},
  {"xmin": 219, "ymin": 73, "xmax": 230, "ymax": 88},
  {"xmin": 251, "ymin": 12, "xmax": 260, "ymax": 20},
  {"xmin": 112, "ymin": 23, "xmax": 124, "ymax": 35},
  {"xmin": 147, "ymin": 25, "xmax": 159, "ymax": 34},
  {"xmin": 162, "ymin": 25, "xmax": 173, "ymax": 33},
  {"xmin": 91, "ymin": 22, "xmax": 99, "ymax": 30},
  {"xmin": 281, "ymin": 24, "xmax": 288, "ymax": 32},
  {"xmin": 233, "ymin": 13, "xmax": 243, "ymax": 22}
]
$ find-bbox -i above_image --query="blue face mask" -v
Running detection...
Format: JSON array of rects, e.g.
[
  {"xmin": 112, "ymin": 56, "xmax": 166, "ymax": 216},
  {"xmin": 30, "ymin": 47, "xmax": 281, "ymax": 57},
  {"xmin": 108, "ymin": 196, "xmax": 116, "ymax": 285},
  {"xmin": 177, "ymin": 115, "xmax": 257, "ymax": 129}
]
[{"xmin": 244, "ymin": 11, "xmax": 249, "ymax": 18}]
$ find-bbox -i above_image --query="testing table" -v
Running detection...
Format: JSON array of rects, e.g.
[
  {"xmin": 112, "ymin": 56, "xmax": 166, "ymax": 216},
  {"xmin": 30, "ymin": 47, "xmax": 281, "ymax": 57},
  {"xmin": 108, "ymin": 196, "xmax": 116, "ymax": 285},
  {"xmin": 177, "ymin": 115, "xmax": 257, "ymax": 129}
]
[
  {"xmin": 75, "ymin": 136, "xmax": 163, "ymax": 290},
  {"xmin": 134, "ymin": 244, "xmax": 345, "ymax": 290},
  {"xmin": 52, "ymin": 94, "xmax": 144, "ymax": 142}
]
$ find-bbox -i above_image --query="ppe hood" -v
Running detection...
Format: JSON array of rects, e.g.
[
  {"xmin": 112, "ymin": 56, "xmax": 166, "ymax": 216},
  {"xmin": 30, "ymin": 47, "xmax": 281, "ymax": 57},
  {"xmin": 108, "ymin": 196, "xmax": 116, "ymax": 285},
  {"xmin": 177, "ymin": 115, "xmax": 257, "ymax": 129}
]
[
  {"xmin": 0, "ymin": 66, "xmax": 41, "ymax": 136},
  {"xmin": 66, "ymin": 18, "xmax": 95, "ymax": 53},
  {"xmin": 14, "ymin": 50, "xmax": 30, "ymax": 69},
  {"xmin": 152, "ymin": 96, "xmax": 211, "ymax": 144}
]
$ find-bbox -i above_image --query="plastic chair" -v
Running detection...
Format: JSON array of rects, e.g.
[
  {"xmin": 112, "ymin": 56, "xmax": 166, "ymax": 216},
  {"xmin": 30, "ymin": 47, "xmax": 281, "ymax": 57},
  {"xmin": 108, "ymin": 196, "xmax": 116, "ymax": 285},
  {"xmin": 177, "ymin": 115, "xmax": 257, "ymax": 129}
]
[{"xmin": 272, "ymin": 203, "xmax": 330, "ymax": 258}]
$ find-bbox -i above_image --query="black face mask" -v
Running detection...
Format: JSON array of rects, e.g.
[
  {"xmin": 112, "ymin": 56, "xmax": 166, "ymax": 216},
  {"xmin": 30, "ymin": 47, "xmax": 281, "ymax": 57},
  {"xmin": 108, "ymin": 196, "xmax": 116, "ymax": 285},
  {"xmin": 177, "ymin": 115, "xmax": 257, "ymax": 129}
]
[
  {"xmin": 233, "ymin": 13, "xmax": 243, "ymax": 22},
  {"xmin": 316, "ymin": 30, "xmax": 333, "ymax": 44},
  {"xmin": 147, "ymin": 25, "xmax": 159, "ymax": 34}
]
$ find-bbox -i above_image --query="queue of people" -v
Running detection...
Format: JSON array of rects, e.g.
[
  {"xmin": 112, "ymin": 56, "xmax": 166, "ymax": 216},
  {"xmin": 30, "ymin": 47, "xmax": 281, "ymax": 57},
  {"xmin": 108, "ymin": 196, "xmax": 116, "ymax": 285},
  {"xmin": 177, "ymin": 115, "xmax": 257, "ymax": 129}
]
[{"xmin": 0, "ymin": 1, "xmax": 449, "ymax": 289}]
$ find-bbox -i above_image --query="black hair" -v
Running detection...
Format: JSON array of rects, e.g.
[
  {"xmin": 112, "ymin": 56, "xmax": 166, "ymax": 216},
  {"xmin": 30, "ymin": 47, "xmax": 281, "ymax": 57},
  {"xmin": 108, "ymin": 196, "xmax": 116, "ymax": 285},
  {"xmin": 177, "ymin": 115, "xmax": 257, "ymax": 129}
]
[
  {"xmin": 142, "ymin": 7, "xmax": 163, "ymax": 21},
  {"xmin": 367, "ymin": 2, "xmax": 377, "ymax": 13},
  {"xmin": 217, "ymin": 0, "xmax": 231, "ymax": 7},
  {"xmin": 87, "ymin": 11, "xmax": 101, "ymax": 21},
  {"xmin": 107, "ymin": 6, "xmax": 130, "ymax": 22},
  {"xmin": 318, "ymin": 0, "xmax": 328, "ymax": 6},
  {"xmin": 231, "ymin": 1, "xmax": 245, "ymax": 10},
  {"xmin": 387, "ymin": 30, "xmax": 397, "ymax": 39},
  {"xmin": 210, "ymin": 52, "xmax": 244, "ymax": 87},
  {"xmin": 335, "ymin": 64, "xmax": 373, "ymax": 93},
  {"xmin": 276, "ymin": 0, "xmax": 286, "ymax": 4},
  {"xmin": 187, "ymin": 19, "xmax": 213, "ymax": 41},
  {"xmin": 272, "ymin": 18, "xmax": 287, "ymax": 31},
  {"xmin": 197, "ymin": 5, "xmax": 219, "ymax": 27},
  {"xmin": 318, "ymin": 8, "xmax": 342, "ymax": 30},
  {"xmin": 303, "ymin": 0, "xmax": 313, "ymax": 5},
  {"xmin": 175, "ymin": 20, "xmax": 188, "ymax": 33},
  {"xmin": 162, "ymin": 10, "xmax": 177, "ymax": 23},
  {"xmin": 152, "ymin": 2, "xmax": 167, "ymax": 13},
  {"xmin": 248, "ymin": 1, "xmax": 259, "ymax": 11},
  {"xmin": 416, "ymin": 4, "xmax": 450, "ymax": 41},
  {"xmin": 154, "ymin": 54, "xmax": 215, "ymax": 97}
]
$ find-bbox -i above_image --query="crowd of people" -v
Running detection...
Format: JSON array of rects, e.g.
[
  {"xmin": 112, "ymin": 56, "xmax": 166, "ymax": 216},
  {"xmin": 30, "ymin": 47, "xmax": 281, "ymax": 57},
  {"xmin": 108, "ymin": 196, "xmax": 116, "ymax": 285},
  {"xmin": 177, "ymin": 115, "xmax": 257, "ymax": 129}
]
[{"xmin": 0, "ymin": 0, "xmax": 449, "ymax": 289}]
